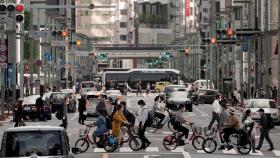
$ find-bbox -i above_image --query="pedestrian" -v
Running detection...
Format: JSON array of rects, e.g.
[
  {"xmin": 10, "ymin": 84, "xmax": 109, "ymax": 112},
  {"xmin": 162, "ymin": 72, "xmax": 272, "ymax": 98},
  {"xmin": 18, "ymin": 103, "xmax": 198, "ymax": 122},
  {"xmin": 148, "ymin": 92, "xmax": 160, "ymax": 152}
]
[
  {"xmin": 78, "ymin": 95, "xmax": 87, "ymax": 125},
  {"xmin": 59, "ymin": 97, "xmax": 68, "ymax": 129},
  {"xmin": 137, "ymin": 100, "xmax": 151, "ymax": 149},
  {"xmin": 208, "ymin": 95, "xmax": 221, "ymax": 130},
  {"xmin": 112, "ymin": 104, "xmax": 128, "ymax": 145},
  {"xmin": 152, "ymin": 96, "xmax": 165, "ymax": 127},
  {"xmin": 173, "ymin": 104, "xmax": 193, "ymax": 144},
  {"xmin": 146, "ymin": 83, "xmax": 150, "ymax": 95},
  {"xmin": 13, "ymin": 101, "xmax": 24, "ymax": 127},
  {"xmin": 260, "ymin": 88, "xmax": 266, "ymax": 98},
  {"xmin": 272, "ymin": 86, "xmax": 277, "ymax": 101},
  {"xmin": 35, "ymin": 93, "xmax": 45, "ymax": 121},
  {"xmin": 96, "ymin": 94, "xmax": 106, "ymax": 115},
  {"xmin": 120, "ymin": 101, "xmax": 136, "ymax": 127},
  {"xmin": 251, "ymin": 86, "xmax": 255, "ymax": 99},
  {"xmin": 232, "ymin": 88, "xmax": 239, "ymax": 106},
  {"xmin": 136, "ymin": 82, "xmax": 142, "ymax": 96},
  {"xmin": 25, "ymin": 85, "xmax": 29, "ymax": 96},
  {"xmin": 255, "ymin": 108, "xmax": 274, "ymax": 151},
  {"xmin": 243, "ymin": 109, "xmax": 257, "ymax": 153}
]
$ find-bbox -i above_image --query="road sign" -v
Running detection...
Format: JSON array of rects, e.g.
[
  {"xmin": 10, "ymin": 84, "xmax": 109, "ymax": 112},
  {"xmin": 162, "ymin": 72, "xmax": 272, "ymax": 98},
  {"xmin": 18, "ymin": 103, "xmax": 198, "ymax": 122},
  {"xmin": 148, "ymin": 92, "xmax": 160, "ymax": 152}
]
[
  {"xmin": 0, "ymin": 63, "xmax": 7, "ymax": 68},
  {"xmin": 51, "ymin": 40, "xmax": 67, "ymax": 47},
  {"xmin": 242, "ymin": 42, "xmax": 248, "ymax": 52},
  {"xmin": 29, "ymin": 31, "xmax": 50, "ymax": 38},
  {"xmin": 0, "ymin": 44, "xmax": 6, "ymax": 52},
  {"xmin": 35, "ymin": 60, "xmax": 43, "ymax": 67}
]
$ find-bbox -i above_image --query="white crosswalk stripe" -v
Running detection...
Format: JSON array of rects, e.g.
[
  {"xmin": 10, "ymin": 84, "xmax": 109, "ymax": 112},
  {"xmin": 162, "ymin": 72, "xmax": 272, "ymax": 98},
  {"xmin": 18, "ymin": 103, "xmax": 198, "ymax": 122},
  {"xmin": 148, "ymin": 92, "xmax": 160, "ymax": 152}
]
[
  {"xmin": 222, "ymin": 149, "xmax": 238, "ymax": 154},
  {"xmin": 273, "ymin": 150, "xmax": 280, "ymax": 156},
  {"xmin": 119, "ymin": 147, "xmax": 133, "ymax": 152},
  {"xmin": 146, "ymin": 147, "xmax": 159, "ymax": 152}
]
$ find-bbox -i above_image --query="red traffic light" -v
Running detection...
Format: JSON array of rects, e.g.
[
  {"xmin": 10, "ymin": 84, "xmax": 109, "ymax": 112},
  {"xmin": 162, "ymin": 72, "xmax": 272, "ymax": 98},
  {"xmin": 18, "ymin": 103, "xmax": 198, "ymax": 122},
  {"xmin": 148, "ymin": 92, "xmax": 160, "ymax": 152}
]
[{"xmin": 15, "ymin": 4, "xmax": 24, "ymax": 12}]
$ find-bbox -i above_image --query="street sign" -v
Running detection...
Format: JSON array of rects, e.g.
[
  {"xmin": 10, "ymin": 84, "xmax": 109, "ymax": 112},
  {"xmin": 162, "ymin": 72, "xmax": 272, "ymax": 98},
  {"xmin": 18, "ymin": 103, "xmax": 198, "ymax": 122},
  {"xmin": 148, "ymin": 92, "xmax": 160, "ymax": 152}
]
[
  {"xmin": 35, "ymin": 60, "xmax": 43, "ymax": 67},
  {"xmin": 0, "ymin": 63, "xmax": 7, "ymax": 68},
  {"xmin": 51, "ymin": 40, "xmax": 67, "ymax": 47},
  {"xmin": 242, "ymin": 43, "xmax": 248, "ymax": 52},
  {"xmin": 29, "ymin": 31, "xmax": 50, "ymax": 38},
  {"xmin": 0, "ymin": 44, "xmax": 6, "ymax": 52}
]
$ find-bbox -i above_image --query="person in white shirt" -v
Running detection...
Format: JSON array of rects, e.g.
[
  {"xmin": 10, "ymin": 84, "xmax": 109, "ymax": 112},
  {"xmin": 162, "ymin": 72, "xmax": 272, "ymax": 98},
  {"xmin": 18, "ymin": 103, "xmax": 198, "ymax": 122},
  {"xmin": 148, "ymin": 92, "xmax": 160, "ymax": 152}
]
[
  {"xmin": 137, "ymin": 100, "xmax": 151, "ymax": 149},
  {"xmin": 208, "ymin": 95, "xmax": 221, "ymax": 130}
]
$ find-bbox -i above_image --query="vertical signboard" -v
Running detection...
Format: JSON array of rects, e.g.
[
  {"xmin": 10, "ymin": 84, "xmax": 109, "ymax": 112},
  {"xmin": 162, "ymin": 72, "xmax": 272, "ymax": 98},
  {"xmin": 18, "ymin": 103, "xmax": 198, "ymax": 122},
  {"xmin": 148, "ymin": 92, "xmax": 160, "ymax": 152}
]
[{"xmin": 185, "ymin": 0, "xmax": 190, "ymax": 17}]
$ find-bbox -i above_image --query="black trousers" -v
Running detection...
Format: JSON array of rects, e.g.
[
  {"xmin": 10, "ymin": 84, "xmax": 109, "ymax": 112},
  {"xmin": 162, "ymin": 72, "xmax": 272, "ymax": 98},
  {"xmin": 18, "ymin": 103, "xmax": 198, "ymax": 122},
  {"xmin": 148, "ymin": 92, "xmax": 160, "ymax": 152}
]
[
  {"xmin": 154, "ymin": 112, "xmax": 165, "ymax": 125},
  {"xmin": 257, "ymin": 129, "xmax": 274, "ymax": 149},
  {"xmin": 79, "ymin": 111, "xmax": 85, "ymax": 124},
  {"xmin": 223, "ymin": 127, "xmax": 238, "ymax": 143},
  {"xmin": 173, "ymin": 122, "xmax": 189, "ymax": 139},
  {"xmin": 208, "ymin": 112, "xmax": 220, "ymax": 129},
  {"xmin": 138, "ymin": 122, "xmax": 150, "ymax": 147},
  {"xmin": 60, "ymin": 116, "xmax": 68, "ymax": 129}
]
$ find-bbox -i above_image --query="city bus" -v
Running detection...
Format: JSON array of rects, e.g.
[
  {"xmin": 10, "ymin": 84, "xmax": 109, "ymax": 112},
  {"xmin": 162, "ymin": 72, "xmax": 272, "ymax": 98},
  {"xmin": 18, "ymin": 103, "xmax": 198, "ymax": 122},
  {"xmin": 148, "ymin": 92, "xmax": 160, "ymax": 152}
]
[{"xmin": 103, "ymin": 69, "xmax": 180, "ymax": 93}]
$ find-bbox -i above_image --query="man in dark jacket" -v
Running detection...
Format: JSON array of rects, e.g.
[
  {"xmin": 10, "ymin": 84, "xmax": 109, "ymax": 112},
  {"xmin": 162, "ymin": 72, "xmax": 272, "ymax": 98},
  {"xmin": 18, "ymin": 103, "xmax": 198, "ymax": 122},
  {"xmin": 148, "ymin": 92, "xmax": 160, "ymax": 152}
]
[
  {"xmin": 78, "ymin": 95, "xmax": 87, "ymax": 125},
  {"xmin": 96, "ymin": 94, "xmax": 106, "ymax": 115},
  {"xmin": 35, "ymin": 93, "xmax": 45, "ymax": 121},
  {"xmin": 255, "ymin": 108, "xmax": 274, "ymax": 151}
]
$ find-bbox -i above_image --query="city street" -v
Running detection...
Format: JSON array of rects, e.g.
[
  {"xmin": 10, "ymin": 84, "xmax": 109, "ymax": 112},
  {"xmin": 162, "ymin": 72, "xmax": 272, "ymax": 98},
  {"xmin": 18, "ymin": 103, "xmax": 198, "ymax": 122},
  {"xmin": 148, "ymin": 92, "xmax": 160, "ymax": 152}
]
[{"xmin": 1, "ymin": 94, "xmax": 280, "ymax": 158}]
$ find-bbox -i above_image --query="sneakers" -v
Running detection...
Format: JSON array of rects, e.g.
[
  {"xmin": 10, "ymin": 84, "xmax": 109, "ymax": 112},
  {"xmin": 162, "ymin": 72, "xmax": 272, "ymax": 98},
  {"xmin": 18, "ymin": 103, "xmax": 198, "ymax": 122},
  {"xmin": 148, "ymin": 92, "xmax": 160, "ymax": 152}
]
[{"xmin": 268, "ymin": 148, "xmax": 275, "ymax": 151}]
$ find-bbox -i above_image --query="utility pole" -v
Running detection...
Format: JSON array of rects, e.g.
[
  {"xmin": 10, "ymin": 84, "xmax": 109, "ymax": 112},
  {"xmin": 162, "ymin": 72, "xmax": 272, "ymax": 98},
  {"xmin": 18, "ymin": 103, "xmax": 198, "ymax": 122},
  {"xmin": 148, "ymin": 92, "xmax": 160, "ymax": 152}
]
[{"xmin": 240, "ymin": 6, "xmax": 244, "ymax": 104}]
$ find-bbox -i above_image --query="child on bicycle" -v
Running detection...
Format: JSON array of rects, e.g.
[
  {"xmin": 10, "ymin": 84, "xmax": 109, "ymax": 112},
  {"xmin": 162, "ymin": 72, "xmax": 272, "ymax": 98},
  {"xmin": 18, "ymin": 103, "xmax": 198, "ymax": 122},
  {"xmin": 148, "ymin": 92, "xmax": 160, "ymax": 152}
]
[
  {"xmin": 173, "ymin": 104, "xmax": 193, "ymax": 144},
  {"xmin": 92, "ymin": 109, "xmax": 108, "ymax": 147}
]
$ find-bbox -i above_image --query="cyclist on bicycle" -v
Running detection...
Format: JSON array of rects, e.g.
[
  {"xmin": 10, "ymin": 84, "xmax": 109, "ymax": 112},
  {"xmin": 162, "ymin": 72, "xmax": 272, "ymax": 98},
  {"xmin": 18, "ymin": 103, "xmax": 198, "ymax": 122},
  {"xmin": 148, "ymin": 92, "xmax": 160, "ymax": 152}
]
[
  {"xmin": 92, "ymin": 109, "xmax": 108, "ymax": 147},
  {"xmin": 173, "ymin": 104, "xmax": 193, "ymax": 144},
  {"xmin": 222, "ymin": 108, "xmax": 240, "ymax": 149},
  {"xmin": 152, "ymin": 96, "xmax": 165, "ymax": 127}
]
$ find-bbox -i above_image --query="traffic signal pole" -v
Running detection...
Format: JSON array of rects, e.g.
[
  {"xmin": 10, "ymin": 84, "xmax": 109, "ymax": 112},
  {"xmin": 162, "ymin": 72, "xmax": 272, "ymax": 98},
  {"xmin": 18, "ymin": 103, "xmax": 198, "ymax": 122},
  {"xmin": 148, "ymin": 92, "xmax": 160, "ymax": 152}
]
[{"xmin": 278, "ymin": 0, "xmax": 280, "ymax": 107}]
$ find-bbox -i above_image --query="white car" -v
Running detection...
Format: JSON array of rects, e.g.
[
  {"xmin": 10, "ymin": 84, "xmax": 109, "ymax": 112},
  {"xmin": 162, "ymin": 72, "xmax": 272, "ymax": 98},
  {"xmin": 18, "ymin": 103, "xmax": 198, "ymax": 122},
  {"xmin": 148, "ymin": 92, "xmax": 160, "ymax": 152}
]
[
  {"xmin": 106, "ymin": 90, "xmax": 124, "ymax": 102},
  {"xmin": 84, "ymin": 91, "xmax": 103, "ymax": 117},
  {"xmin": 193, "ymin": 80, "xmax": 214, "ymax": 89},
  {"xmin": 244, "ymin": 99, "xmax": 279, "ymax": 123}
]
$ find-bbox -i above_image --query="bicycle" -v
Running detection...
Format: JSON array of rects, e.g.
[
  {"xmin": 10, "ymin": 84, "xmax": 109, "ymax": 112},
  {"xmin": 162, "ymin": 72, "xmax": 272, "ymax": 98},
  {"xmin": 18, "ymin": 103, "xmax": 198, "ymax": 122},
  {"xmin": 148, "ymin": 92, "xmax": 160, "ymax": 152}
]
[
  {"xmin": 121, "ymin": 124, "xmax": 143, "ymax": 151},
  {"xmin": 146, "ymin": 108, "xmax": 176, "ymax": 133},
  {"xmin": 202, "ymin": 124, "xmax": 252, "ymax": 155},
  {"xmin": 75, "ymin": 124, "xmax": 118, "ymax": 153},
  {"xmin": 163, "ymin": 123, "xmax": 205, "ymax": 150}
]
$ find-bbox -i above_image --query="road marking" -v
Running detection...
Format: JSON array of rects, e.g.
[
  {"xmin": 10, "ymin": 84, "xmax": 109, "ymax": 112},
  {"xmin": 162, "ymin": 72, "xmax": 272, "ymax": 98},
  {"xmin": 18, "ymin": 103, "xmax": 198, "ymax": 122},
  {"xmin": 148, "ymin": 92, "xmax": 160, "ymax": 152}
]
[
  {"xmin": 193, "ymin": 106, "xmax": 207, "ymax": 115},
  {"xmin": 143, "ymin": 154, "xmax": 160, "ymax": 158},
  {"xmin": 162, "ymin": 131, "xmax": 173, "ymax": 134},
  {"xmin": 273, "ymin": 150, "xmax": 280, "ymax": 156},
  {"xmin": 196, "ymin": 149, "xmax": 206, "ymax": 153},
  {"xmin": 249, "ymin": 150, "xmax": 263, "ymax": 156},
  {"xmin": 102, "ymin": 153, "xmax": 108, "ymax": 158},
  {"xmin": 222, "ymin": 149, "xmax": 237, "ymax": 154},
  {"xmin": 188, "ymin": 113, "xmax": 196, "ymax": 116},
  {"xmin": 119, "ymin": 147, "xmax": 133, "ymax": 152},
  {"xmin": 171, "ymin": 147, "xmax": 184, "ymax": 152},
  {"xmin": 182, "ymin": 151, "xmax": 191, "ymax": 158},
  {"xmin": 146, "ymin": 147, "xmax": 159, "ymax": 152},
  {"xmin": 70, "ymin": 113, "xmax": 78, "ymax": 121},
  {"xmin": 94, "ymin": 148, "xmax": 106, "ymax": 152},
  {"xmin": 67, "ymin": 133, "xmax": 72, "ymax": 136}
]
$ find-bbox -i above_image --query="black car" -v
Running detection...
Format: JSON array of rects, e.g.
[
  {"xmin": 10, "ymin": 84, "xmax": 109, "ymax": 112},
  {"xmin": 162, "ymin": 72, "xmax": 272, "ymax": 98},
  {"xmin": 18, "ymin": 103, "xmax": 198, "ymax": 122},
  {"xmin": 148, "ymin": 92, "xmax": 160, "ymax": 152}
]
[{"xmin": 192, "ymin": 89, "xmax": 225, "ymax": 105}]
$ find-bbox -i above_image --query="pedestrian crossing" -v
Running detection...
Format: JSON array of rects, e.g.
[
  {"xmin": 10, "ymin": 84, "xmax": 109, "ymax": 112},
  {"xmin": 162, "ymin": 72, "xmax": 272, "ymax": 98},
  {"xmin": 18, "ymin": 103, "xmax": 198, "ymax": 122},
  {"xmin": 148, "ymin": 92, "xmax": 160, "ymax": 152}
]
[{"xmin": 89, "ymin": 146, "xmax": 280, "ymax": 157}]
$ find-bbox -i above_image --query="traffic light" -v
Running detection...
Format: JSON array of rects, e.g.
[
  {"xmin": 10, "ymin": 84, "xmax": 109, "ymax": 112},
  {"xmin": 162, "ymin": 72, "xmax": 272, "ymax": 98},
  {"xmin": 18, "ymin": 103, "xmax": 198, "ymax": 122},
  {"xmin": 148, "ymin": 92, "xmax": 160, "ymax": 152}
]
[
  {"xmin": 15, "ymin": 4, "xmax": 24, "ymax": 22},
  {"xmin": 179, "ymin": 48, "xmax": 190, "ymax": 56},
  {"xmin": 202, "ymin": 37, "xmax": 216, "ymax": 44},
  {"xmin": 69, "ymin": 40, "xmax": 81, "ymax": 46},
  {"xmin": 52, "ymin": 31, "xmax": 68, "ymax": 37}
]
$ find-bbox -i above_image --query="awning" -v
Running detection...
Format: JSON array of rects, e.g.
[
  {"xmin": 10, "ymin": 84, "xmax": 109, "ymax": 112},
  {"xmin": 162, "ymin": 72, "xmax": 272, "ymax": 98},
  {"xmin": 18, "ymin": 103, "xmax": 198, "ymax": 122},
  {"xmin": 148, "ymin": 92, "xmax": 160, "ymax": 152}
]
[{"xmin": 134, "ymin": 0, "xmax": 170, "ymax": 4}]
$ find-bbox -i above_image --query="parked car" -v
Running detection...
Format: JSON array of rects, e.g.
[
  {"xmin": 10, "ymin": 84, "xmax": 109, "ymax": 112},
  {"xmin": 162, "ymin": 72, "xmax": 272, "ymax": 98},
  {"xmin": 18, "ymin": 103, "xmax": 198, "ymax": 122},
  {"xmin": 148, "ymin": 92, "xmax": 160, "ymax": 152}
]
[
  {"xmin": 244, "ymin": 99, "xmax": 279, "ymax": 123},
  {"xmin": 192, "ymin": 89, "xmax": 224, "ymax": 105},
  {"xmin": 155, "ymin": 81, "xmax": 172, "ymax": 93},
  {"xmin": 106, "ymin": 90, "xmax": 124, "ymax": 102},
  {"xmin": 49, "ymin": 92, "xmax": 76, "ymax": 113},
  {"xmin": 166, "ymin": 91, "xmax": 192, "ymax": 111},
  {"xmin": 21, "ymin": 95, "xmax": 52, "ymax": 120},
  {"xmin": 0, "ymin": 126, "xmax": 78, "ymax": 157}
]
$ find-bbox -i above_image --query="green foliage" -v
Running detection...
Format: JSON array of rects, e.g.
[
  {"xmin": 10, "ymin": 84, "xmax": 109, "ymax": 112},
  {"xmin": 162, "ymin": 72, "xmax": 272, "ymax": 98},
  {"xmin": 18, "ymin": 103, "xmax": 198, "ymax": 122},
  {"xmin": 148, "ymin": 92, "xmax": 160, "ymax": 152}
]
[{"xmin": 24, "ymin": 11, "xmax": 31, "ymax": 30}]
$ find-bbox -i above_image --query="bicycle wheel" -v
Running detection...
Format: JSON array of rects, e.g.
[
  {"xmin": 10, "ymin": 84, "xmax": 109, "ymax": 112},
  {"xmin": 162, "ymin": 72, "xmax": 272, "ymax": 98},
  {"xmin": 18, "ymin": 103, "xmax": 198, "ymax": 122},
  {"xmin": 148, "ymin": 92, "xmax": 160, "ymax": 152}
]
[
  {"xmin": 202, "ymin": 138, "xmax": 217, "ymax": 153},
  {"xmin": 146, "ymin": 118, "xmax": 159, "ymax": 133},
  {"xmin": 167, "ymin": 120, "xmax": 176, "ymax": 133},
  {"xmin": 192, "ymin": 135, "xmax": 205, "ymax": 150},
  {"xmin": 103, "ymin": 136, "xmax": 118, "ymax": 152},
  {"xmin": 237, "ymin": 140, "xmax": 251, "ymax": 155},
  {"xmin": 129, "ymin": 136, "xmax": 143, "ymax": 151},
  {"xmin": 75, "ymin": 138, "xmax": 89, "ymax": 153},
  {"xmin": 163, "ymin": 135, "xmax": 178, "ymax": 150}
]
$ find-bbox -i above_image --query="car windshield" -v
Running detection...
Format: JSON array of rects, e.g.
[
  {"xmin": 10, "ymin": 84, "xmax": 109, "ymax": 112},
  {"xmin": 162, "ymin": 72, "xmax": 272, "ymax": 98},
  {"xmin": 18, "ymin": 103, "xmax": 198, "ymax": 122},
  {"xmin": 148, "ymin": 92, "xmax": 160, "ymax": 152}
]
[
  {"xmin": 4, "ymin": 130, "xmax": 64, "ymax": 157},
  {"xmin": 52, "ymin": 93, "xmax": 66, "ymax": 99},
  {"xmin": 86, "ymin": 95, "xmax": 99, "ymax": 99},
  {"xmin": 251, "ymin": 100, "xmax": 277, "ymax": 108},
  {"xmin": 107, "ymin": 90, "xmax": 121, "ymax": 95},
  {"xmin": 171, "ymin": 93, "xmax": 188, "ymax": 98},
  {"xmin": 82, "ymin": 82, "xmax": 95, "ymax": 88}
]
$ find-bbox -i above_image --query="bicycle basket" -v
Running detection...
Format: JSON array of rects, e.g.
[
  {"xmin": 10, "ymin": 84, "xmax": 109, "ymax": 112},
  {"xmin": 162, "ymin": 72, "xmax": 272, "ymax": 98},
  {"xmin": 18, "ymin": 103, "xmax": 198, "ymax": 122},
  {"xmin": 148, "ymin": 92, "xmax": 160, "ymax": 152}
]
[
  {"xmin": 79, "ymin": 128, "xmax": 88, "ymax": 137},
  {"xmin": 194, "ymin": 126, "xmax": 203, "ymax": 135}
]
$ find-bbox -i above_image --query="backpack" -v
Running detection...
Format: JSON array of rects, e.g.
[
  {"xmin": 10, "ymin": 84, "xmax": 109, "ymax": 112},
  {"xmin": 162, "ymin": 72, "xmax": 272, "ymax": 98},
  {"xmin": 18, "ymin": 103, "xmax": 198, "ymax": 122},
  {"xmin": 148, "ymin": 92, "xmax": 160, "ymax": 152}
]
[
  {"xmin": 125, "ymin": 110, "xmax": 136, "ymax": 127},
  {"xmin": 143, "ymin": 108, "xmax": 153, "ymax": 127},
  {"xmin": 238, "ymin": 129, "xmax": 249, "ymax": 146},
  {"xmin": 266, "ymin": 114, "xmax": 275, "ymax": 129}
]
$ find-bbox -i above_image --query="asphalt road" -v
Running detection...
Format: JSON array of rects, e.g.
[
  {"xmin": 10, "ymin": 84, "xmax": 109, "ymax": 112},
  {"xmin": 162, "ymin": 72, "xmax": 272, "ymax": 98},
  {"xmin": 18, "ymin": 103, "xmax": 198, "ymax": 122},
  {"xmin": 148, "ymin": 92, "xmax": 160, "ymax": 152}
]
[{"xmin": 0, "ymin": 93, "xmax": 280, "ymax": 158}]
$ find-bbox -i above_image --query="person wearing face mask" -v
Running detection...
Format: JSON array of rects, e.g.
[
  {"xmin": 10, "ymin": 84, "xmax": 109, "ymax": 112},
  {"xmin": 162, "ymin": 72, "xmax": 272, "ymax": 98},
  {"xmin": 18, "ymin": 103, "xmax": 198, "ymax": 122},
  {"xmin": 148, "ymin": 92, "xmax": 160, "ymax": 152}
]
[{"xmin": 208, "ymin": 95, "xmax": 221, "ymax": 130}]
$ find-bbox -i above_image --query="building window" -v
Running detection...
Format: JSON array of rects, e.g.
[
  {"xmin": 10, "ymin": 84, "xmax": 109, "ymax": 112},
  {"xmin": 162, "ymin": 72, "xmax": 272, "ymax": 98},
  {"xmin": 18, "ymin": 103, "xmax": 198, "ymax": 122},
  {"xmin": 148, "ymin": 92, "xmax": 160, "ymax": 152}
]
[
  {"xmin": 120, "ymin": 9, "xmax": 127, "ymax": 15},
  {"xmin": 235, "ymin": 8, "xmax": 241, "ymax": 20},
  {"xmin": 203, "ymin": 8, "xmax": 208, "ymax": 13},
  {"xmin": 120, "ymin": 35, "xmax": 127, "ymax": 41},
  {"xmin": 120, "ymin": 22, "xmax": 127, "ymax": 28},
  {"xmin": 190, "ymin": 7, "xmax": 193, "ymax": 15}
]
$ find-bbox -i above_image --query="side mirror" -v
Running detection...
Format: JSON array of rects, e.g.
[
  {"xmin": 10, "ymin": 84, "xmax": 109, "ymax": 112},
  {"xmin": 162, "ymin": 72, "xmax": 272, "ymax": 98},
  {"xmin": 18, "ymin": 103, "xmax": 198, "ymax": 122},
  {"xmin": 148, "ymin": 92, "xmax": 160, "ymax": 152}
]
[{"xmin": 71, "ymin": 147, "xmax": 80, "ymax": 154}]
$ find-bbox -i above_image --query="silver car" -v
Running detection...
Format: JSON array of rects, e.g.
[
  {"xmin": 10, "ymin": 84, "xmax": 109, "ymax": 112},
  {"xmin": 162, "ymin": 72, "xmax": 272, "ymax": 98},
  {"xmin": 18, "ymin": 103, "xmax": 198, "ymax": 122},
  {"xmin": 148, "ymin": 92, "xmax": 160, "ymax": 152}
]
[
  {"xmin": 166, "ymin": 91, "xmax": 193, "ymax": 111},
  {"xmin": 244, "ymin": 99, "xmax": 279, "ymax": 123}
]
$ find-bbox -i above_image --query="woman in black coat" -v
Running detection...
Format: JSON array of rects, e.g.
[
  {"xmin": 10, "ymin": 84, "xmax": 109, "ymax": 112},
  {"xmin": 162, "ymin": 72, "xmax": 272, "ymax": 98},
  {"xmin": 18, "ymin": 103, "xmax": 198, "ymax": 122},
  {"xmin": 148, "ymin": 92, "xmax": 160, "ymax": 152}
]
[{"xmin": 14, "ymin": 101, "xmax": 24, "ymax": 127}]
